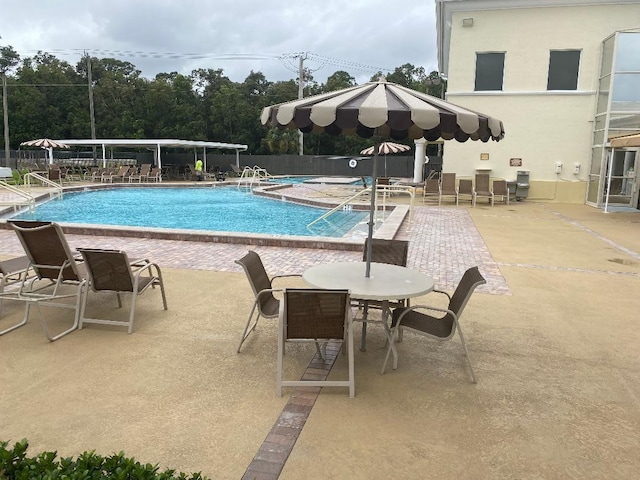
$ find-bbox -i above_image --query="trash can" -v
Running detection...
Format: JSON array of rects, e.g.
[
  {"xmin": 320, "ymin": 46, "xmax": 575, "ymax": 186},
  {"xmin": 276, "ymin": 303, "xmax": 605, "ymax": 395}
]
[{"xmin": 516, "ymin": 170, "xmax": 530, "ymax": 201}]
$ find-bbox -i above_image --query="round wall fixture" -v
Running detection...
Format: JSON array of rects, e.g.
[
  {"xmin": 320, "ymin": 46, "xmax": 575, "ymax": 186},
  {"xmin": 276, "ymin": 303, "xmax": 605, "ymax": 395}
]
[{"xmin": 348, "ymin": 158, "xmax": 358, "ymax": 168}]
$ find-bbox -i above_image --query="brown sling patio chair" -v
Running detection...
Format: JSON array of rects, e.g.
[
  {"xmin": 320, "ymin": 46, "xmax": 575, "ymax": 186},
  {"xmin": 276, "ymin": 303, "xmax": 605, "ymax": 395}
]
[
  {"xmin": 474, "ymin": 174, "xmax": 494, "ymax": 207},
  {"xmin": 357, "ymin": 239, "xmax": 410, "ymax": 346},
  {"xmin": 439, "ymin": 172, "xmax": 458, "ymax": 205},
  {"xmin": 492, "ymin": 179, "xmax": 510, "ymax": 205},
  {"xmin": 382, "ymin": 266, "xmax": 486, "ymax": 382},
  {"xmin": 77, "ymin": 248, "xmax": 167, "ymax": 334},
  {"xmin": 1, "ymin": 221, "xmax": 87, "ymax": 341},
  {"xmin": 458, "ymin": 179, "xmax": 474, "ymax": 204},
  {"xmin": 277, "ymin": 288, "xmax": 355, "ymax": 397},
  {"xmin": 422, "ymin": 178, "xmax": 440, "ymax": 203},
  {"xmin": 235, "ymin": 250, "xmax": 302, "ymax": 352}
]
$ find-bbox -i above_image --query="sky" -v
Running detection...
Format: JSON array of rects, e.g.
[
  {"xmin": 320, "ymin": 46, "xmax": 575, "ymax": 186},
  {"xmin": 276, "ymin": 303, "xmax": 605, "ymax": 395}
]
[{"xmin": 0, "ymin": 0, "xmax": 439, "ymax": 85}]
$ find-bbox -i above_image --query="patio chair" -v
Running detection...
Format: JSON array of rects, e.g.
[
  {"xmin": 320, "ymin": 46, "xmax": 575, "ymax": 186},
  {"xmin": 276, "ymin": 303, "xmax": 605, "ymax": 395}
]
[
  {"xmin": 492, "ymin": 180, "xmax": 509, "ymax": 205},
  {"xmin": 147, "ymin": 167, "xmax": 162, "ymax": 182},
  {"xmin": 1, "ymin": 221, "xmax": 87, "ymax": 341},
  {"xmin": 129, "ymin": 163, "xmax": 152, "ymax": 183},
  {"xmin": 422, "ymin": 178, "xmax": 440, "ymax": 202},
  {"xmin": 0, "ymin": 254, "xmax": 32, "ymax": 326},
  {"xmin": 439, "ymin": 172, "xmax": 458, "ymax": 205},
  {"xmin": 277, "ymin": 288, "xmax": 355, "ymax": 397},
  {"xmin": 47, "ymin": 164, "xmax": 65, "ymax": 183},
  {"xmin": 382, "ymin": 266, "xmax": 486, "ymax": 382},
  {"xmin": 474, "ymin": 174, "xmax": 494, "ymax": 207},
  {"xmin": 235, "ymin": 250, "xmax": 302, "ymax": 352},
  {"xmin": 100, "ymin": 167, "xmax": 119, "ymax": 183},
  {"xmin": 458, "ymin": 179, "xmax": 474, "ymax": 204},
  {"xmin": 229, "ymin": 164, "xmax": 243, "ymax": 176},
  {"xmin": 357, "ymin": 239, "xmax": 410, "ymax": 337},
  {"xmin": 77, "ymin": 248, "xmax": 167, "ymax": 334}
]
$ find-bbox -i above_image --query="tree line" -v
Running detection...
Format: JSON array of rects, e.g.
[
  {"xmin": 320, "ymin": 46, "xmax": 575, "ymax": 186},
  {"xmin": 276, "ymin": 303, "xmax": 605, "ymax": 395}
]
[{"xmin": 0, "ymin": 46, "xmax": 446, "ymax": 156}]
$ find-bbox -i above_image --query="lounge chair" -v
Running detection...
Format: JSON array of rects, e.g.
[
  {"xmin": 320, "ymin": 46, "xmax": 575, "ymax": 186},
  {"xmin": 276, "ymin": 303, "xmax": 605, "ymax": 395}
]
[
  {"xmin": 277, "ymin": 289, "xmax": 355, "ymax": 397},
  {"xmin": 458, "ymin": 179, "xmax": 474, "ymax": 204},
  {"xmin": 147, "ymin": 167, "xmax": 162, "ymax": 182},
  {"xmin": 474, "ymin": 174, "xmax": 494, "ymax": 207},
  {"xmin": 129, "ymin": 164, "xmax": 152, "ymax": 183},
  {"xmin": 235, "ymin": 250, "xmax": 302, "ymax": 352},
  {"xmin": 0, "ymin": 221, "xmax": 87, "ymax": 341},
  {"xmin": 229, "ymin": 164, "xmax": 243, "ymax": 176},
  {"xmin": 423, "ymin": 178, "xmax": 440, "ymax": 202},
  {"xmin": 439, "ymin": 172, "xmax": 458, "ymax": 205},
  {"xmin": 382, "ymin": 266, "xmax": 486, "ymax": 382},
  {"xmin": 101, "ymin": 167, "xmax": 119, "ymax": 183},
  {"xmin": 77, "ymin": 248, "xmax": 167, "ymax": 334},
  {"xmin": 0, "ymin": 254, "xmax": 32, "ymax": 325},
  {"xmin": 492, "ymin": 179, "xmax": 509, "ymax": 205}
]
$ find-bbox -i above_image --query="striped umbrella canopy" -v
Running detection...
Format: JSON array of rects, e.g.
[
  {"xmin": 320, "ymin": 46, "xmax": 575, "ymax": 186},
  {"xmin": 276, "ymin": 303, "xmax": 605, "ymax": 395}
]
[
  {"xmin": 20, "ymin": 138, "xmax": 70, "ymax": 149},
  {"xmin": 360, "ymin": 141, "xmax": 411, "ymax": 156},
  {"xmin": 360, "ymin": 141, "xmax": 411, "ymax": 177},
  {"xmin": 260, "ymin": 77, "xmax": 505, "ymax": 276},
  {"xmin": 20, "ymin": 138, "xmax": 70, "ymax": 164},
  {"xmin": 260, "ymin": 77, "xmax": 504, "ymax": 142}
]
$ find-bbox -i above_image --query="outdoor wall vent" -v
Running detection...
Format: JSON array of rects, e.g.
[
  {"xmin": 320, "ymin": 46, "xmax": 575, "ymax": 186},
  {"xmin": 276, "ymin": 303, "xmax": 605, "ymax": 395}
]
[{"xmin": 462, "ymin": 17, "xmax": 474, "ymax": 27}]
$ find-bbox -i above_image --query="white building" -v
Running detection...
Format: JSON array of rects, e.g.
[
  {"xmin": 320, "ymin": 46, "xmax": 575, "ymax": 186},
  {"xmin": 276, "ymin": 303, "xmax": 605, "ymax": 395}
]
[{"xmin": 435, "ymin": 0, "xmax": 640, "ymax": 208}]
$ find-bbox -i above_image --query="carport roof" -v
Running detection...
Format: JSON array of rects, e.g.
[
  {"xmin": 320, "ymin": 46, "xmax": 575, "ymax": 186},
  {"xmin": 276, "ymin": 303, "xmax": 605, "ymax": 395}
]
[{"xmin": 53, "ymin": 138, "xmax": 248, "ymax": 151}]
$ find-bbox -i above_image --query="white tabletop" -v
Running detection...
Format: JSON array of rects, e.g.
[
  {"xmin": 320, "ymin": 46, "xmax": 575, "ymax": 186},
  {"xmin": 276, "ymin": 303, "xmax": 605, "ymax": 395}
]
[{"xmin": 303, "ymin": 262, "xmax": 434, "ymax": 301}]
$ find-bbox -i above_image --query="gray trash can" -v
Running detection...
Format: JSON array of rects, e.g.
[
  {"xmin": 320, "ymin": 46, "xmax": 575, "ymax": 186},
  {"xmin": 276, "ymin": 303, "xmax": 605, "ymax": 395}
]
[{"xmin": 516, "ymin": 170, "xmax": 530, "ymax": 201}]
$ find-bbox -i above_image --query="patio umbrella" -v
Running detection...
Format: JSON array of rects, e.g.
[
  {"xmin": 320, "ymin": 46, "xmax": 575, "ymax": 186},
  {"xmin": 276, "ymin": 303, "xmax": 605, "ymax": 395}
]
[
  {"xmin": 20, "ymin": 138, "xmax": 70, "ymax": 165},
  {"xmin": 261, "ymin": 77, "xmax": 505, "ymax": 276},
  {"xmin": 360, "ymin": 141, "xmax": 411, "ymax": 176}
]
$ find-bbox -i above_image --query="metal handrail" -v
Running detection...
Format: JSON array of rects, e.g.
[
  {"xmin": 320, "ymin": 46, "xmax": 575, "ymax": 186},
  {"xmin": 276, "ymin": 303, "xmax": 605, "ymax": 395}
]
[
  {"xmin": 307, "ymin": 183, "xmax": 416, "ymax": 229},
  {"xmin": 24, "ymin": 172, "xmax": 64, "ymax": 199},
  {"xmin": 237, "ymin": 166, "xmax": 274, "ymax": 189},
  {"xmin": 0, "ymin": 180, "xmax": 36, "ymax": 211},
  {"xmin": 307, "ymin": 187, "xmax": 373, "ymax": 228},
  {"xmin": 376, "ymin": 184, "xmax": 415, "ymax": 225}
]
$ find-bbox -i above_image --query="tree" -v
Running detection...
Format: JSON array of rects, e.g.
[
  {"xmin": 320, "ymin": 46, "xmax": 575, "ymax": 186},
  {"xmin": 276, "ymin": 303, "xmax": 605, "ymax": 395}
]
[
  {"xmin": 1, "ymin": 43, "xmax": 19, "ymax": 165},
  {"xmin": 380, "ymin": 63, "xmax": 427, "ymax": 91},
  {"xmin": 324, "ymin": 70, "xmax": 356, "ymax": 92}
]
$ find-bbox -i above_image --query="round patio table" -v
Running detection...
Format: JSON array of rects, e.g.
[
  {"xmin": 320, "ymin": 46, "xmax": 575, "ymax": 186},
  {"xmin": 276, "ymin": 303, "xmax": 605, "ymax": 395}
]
[{"xmin": 303, "ymin": 262, "xmax": 434, "ymax": 355}]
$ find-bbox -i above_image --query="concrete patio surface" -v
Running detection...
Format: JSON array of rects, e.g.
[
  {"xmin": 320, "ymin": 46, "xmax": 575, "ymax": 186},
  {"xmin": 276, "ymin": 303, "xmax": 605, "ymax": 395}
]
[{"xmin": 1, "ymin": 199, "xmax": 639, "ymax": 479}]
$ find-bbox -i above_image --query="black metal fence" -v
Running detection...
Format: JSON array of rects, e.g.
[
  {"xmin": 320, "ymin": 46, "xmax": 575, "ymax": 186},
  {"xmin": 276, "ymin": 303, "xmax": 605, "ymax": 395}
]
[{"xmin": 2, "ymin": 150, "xmax": 443, "ymax": 179}]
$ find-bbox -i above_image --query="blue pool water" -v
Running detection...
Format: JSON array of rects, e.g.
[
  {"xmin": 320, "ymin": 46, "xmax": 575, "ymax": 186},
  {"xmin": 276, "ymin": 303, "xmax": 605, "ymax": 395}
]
[{"xmin": 12, "ymin": 187, "xmax": 368, "ymax": 237}]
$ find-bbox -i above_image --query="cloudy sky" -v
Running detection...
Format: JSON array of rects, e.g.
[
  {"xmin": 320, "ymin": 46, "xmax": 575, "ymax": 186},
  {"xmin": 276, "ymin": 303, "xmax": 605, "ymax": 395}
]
[{"xmin": 1, "ymin": 0, "xmax": 439, "ymax": 84}]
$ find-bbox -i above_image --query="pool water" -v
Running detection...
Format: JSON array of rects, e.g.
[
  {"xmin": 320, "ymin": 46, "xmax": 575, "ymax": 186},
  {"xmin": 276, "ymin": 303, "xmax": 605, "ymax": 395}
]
[{"xmin": 12, "ymin": 187, "xmax": 368, "ymax": 237}]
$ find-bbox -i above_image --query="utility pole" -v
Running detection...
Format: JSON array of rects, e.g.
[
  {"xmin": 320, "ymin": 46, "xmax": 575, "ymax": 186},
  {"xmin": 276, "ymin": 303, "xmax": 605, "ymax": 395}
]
[
  {"xmin": 2, "ymin": 72, "xmax": 9, "ymax": 167},
  {"xmin": 85, "ymin": 53, "xmax": 97, "ymax": 161},
  {"xmin": 297, "ymin": 53, "xmax": 307, "ymax": 155}
]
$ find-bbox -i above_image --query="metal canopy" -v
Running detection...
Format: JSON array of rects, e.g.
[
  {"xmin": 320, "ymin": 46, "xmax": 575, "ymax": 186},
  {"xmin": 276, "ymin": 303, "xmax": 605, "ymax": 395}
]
[{"xmin": 53, "ymin": 138, "xmax": 248, "ymax": 169}]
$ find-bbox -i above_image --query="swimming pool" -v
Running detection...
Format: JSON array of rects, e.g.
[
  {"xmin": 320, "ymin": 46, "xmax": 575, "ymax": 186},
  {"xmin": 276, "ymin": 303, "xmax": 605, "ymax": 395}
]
[{"xmin": 11, "ymin": 186, "xmax": 368, "ymax": 238}]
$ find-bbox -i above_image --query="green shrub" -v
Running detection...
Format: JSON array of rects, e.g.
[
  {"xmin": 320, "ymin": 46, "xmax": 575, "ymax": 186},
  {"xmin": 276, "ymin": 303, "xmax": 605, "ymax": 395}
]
[{"xmin": 0, "ymin": 439, "xmax": 209, "ymax": 479}]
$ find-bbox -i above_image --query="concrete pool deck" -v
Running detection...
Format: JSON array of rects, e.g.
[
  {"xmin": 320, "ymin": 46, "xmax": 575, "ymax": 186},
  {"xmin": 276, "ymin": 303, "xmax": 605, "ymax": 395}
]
[{"xmin": 1, "ymin": 190, "xmax": 639, "ymax": 478}]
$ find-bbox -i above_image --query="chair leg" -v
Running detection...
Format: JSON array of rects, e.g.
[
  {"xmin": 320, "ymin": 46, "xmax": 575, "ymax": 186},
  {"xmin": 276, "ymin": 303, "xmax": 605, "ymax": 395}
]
[
  {"xmin": 456, "ymin": 324, "xmax": 477, "ymax": 383},
  {"xmin": 237, "ymin": 302, "xmax": 260, "ymax": 353},
  {"xmin": 381, "ymin": 327, "xmax": 399, "ymax": 374}
]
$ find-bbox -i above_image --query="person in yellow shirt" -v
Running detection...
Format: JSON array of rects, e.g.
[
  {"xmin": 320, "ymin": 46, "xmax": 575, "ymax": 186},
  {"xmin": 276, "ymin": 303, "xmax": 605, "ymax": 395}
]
[{"xmin": 195, "ymin": 159, "xmax": 204, "ymax": 181}]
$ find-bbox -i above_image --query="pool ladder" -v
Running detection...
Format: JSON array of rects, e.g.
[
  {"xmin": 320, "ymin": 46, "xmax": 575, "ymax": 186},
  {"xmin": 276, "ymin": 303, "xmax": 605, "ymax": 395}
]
[{"xmin": 237, "ymin": 166, "xmax": 274, "ymax": 189}]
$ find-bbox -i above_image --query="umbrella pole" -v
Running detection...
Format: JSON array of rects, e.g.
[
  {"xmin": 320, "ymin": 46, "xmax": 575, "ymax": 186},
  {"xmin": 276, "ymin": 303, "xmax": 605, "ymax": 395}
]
[{"xmin": 365, "ymin": 140, "xmax": 380, "ymax": 278}]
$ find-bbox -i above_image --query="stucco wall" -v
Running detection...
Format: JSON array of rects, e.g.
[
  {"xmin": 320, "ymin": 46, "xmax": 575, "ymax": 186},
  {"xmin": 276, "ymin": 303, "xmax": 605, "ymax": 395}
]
[{"xmin": 442, "ymin": 2, "xmax": 640, "ymax": 203}]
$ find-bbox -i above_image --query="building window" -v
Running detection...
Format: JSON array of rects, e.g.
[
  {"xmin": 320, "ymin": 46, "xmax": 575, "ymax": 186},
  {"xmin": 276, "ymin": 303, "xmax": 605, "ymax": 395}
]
[
  {"xmin": 474, "ymin": 52, "xmax": 505, "ymax": 91},
  {"xmin": 547, "ymin": 50, "xmax": 580, "ymax": 90}
]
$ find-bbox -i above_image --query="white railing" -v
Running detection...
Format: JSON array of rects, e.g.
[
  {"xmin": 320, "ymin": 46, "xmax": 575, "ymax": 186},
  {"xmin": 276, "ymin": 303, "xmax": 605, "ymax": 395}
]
[
  {"xmin": 307, "ymin": 183, "xmax": 416, "ymax": 229},
  {"xmin": 24, "ymin": 172, "xmax": 64, "ymax": 199},
  {"xmin": 237, "ymin": 165, "xmax": 274, "ymax": 188},
  {"xmin": 0, "ymin": 180, "xmax": 36, "ymax": 211}
]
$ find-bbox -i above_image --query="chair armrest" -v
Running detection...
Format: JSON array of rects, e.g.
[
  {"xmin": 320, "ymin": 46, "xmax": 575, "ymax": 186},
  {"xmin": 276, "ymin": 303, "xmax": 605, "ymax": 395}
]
[
  {"xmin": 394, "ymin": 304, "xmax": 458, "ymax": 326},
  {"xmin": 431, "ymin": 289, "xmax": 452, "ymax": 301},
  {"xmin": 271, "ymin": 274, "xmax": 303, "ymax": 281}
]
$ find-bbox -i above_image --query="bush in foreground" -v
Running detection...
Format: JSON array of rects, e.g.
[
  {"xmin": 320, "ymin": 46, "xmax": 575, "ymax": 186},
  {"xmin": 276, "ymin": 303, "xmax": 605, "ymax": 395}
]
[{"xmin": 0, "ymin": 439, "xmax": 209, "ymax": 479}]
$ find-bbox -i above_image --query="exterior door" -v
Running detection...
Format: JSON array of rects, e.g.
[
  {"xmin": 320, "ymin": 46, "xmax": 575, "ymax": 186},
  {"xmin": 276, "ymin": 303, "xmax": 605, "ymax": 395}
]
[{"xmin": 604, "ymin": 149, "xmax": 639, "ymax": 208}]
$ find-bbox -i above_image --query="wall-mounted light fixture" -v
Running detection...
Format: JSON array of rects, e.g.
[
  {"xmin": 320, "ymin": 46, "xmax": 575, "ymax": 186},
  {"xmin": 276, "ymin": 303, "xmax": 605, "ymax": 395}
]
[{"xmin": 462, "ymin": 17, "xmax": 474, "ymax": 27}]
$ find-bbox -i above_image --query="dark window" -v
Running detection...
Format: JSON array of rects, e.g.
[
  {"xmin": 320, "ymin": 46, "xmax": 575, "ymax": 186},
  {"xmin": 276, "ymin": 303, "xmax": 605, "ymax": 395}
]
[
  {"xmin": 547, "ymin": 50, "xmax": 580, "ymax": 90},
  {"xmin": 474, "ymin": 53, "xmax": 505, "ymax": 91}
]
